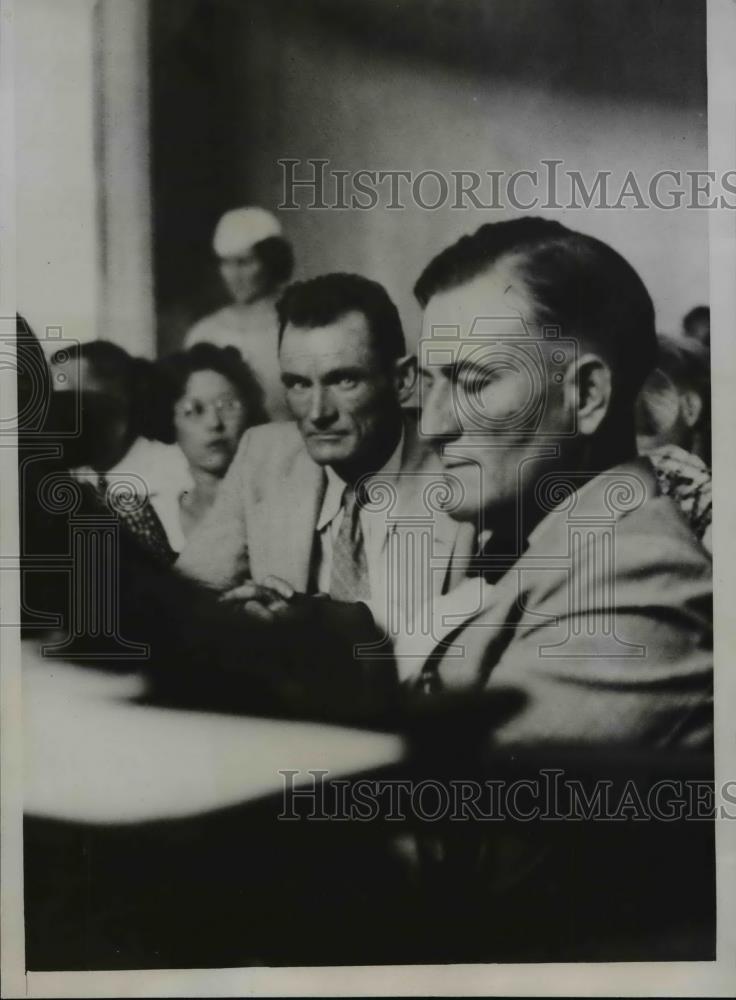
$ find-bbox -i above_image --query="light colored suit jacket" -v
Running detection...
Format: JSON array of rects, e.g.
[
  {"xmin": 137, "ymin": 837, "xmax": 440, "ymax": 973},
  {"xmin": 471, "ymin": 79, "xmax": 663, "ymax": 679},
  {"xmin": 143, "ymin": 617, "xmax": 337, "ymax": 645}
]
[
  {"xmin": 176, "ymin": 415, "xmax": 475, "ymax": 625},
  {"xmin": 396, "ymin": 460, "xmax": 713, "ymax": 748}
]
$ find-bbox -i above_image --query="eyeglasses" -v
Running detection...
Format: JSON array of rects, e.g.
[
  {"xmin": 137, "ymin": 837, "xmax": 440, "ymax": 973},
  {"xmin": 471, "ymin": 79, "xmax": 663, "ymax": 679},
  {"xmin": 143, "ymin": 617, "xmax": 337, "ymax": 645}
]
[{"xmin": 175, "ymin": 397, "xmax": 245, "ymax": 421}]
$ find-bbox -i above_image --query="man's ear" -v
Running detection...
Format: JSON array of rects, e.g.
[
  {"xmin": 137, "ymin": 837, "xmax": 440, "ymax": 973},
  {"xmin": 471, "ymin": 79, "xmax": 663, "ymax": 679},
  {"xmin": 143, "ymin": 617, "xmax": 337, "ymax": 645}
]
[
  {"xmin": 565, "ymin": 353, "xmax": 613, "ymax": 437},
  {"xmin": 679, "ymin": 388, "xmax": 703, "ymax": 429},
  {"xmin": 392, "ymin": 354, "xmax": 418, "ymax": 404}
]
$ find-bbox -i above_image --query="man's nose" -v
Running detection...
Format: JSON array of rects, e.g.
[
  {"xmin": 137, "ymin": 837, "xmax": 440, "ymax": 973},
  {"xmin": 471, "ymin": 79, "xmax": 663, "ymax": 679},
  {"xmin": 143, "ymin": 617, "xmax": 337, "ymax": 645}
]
[
  {"xmin": 420, "ymin": 379, "xmax": 461, "ymax": 442},
  {"xmin": 308, "ymin": 385, "xmax": 337, "ymax": 425}
]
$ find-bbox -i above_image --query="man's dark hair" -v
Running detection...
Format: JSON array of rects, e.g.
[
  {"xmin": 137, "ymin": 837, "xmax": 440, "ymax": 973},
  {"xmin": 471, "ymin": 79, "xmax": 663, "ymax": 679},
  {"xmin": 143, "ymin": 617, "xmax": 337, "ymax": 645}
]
[
  {"xmin": 51, "ymin": 339, "xmax": 169, "ymax": 440},
  {"xmin": 52, "ymin": 340, "xmax": 136, "ymax": 401},
  {"xmin": 156, "ymin": 343, "xmax": 267, "ymax": 443},
  {"xmin": 252, "ymin": 236, "xmax": 294, "ymax": 293},
  {"xmin": 277, "ymin": 273, "xmax": 405, "ymax": 369},
  {"xmin": 414, "ymin": 217, "xmax": 658, "ymax": 400}
]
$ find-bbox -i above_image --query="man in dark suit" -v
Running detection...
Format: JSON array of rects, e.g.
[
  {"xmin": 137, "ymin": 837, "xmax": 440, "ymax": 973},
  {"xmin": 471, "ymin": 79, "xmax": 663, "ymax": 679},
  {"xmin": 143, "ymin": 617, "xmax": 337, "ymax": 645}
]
[
  {"xmin": 400, "ymin": 217, "xmax": 712, "ymax": 747},
  {"xmin": 177, "ymin": 273, "xmax": 473, "ymax": 633}
]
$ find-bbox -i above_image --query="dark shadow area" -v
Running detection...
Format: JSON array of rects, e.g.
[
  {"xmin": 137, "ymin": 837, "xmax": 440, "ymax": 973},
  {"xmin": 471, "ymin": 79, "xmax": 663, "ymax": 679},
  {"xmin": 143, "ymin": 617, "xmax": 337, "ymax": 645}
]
[{"xmin": 25, "ymin": 747, "xmax": 715, "ymax": 968}]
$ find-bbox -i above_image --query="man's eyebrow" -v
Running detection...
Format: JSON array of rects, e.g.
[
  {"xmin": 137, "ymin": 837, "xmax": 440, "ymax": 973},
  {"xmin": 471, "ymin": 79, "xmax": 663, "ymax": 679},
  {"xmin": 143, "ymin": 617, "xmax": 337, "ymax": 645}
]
[
  {"xmin": 281, "ymin": 365, "xmax": 369, "ymax": 384},
  {"xmin": 323, "ymin": 365, "xmax": 367, "ymax": 381},
  {"xmin": 280, "ymin": 371, "xmax": 311, "ymax": 384},
  {"xmin": 458, "ymin": 357, "xmax": 503, "ymax": 378},
  {"xmin": 444, "ymin": 358, "xmax": 503, "ymax": 380},
  {"xmin": 419, "ymin": 359, "xmax": 494, "ymax": 379}
]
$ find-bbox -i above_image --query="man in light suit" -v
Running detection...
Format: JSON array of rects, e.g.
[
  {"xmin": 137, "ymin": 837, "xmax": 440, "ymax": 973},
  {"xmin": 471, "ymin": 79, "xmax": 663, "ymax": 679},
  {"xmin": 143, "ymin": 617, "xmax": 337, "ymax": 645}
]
[
  {"xmin": 400, "ymin": 217, "xmax": 712, "ymax": 747},
  {"xmin": 177, "ymin": 273, "xmax": 472, "ymax": 633}
]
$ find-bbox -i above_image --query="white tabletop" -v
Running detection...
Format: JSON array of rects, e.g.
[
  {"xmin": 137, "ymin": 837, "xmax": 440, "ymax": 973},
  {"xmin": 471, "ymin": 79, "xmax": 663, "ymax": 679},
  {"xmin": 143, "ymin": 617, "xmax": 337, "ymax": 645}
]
[{"xmin": 22, "ymin": 645, "xmax": 405, "ymax": 825}]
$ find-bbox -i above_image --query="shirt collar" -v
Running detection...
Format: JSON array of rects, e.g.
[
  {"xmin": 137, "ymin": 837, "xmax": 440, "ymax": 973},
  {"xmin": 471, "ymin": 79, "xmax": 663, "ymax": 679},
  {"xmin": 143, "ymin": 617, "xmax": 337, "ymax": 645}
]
[
  {"xmin": 475, "ymin": 468, "xmax": 621, "ymax": 555},
  {"xmin": 316, "ymin": 427, "xmax": 405, "ymax": 532}
]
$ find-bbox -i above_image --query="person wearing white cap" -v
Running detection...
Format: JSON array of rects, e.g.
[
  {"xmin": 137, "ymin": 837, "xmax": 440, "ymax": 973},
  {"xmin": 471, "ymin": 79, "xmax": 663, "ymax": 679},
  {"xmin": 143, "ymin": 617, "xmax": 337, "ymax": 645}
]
[{"xmin": 184, "ymin": 207, "xmax": 294, "ymax": 420}]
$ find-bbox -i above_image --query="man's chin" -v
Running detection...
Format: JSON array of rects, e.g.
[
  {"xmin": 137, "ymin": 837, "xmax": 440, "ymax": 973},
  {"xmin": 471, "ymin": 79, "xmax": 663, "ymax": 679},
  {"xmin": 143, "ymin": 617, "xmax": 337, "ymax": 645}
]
[
  {"xmin": 444, "ymin": 500, "xmax": 480, "ymax": 523},
  {"xmin": 305, "ymin": 441, "xmax": 352, "ymax": 466},
  {"xmin": 437, "ymin": 466, "xmax": 484, "ymax": 522}
]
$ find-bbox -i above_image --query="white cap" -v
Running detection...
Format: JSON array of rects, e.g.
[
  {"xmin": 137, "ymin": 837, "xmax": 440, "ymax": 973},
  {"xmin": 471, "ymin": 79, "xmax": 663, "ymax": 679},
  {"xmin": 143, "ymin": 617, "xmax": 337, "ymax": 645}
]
[{"xmin": 212, "ymin": 207, "xmax": 283, "ymax": 258}]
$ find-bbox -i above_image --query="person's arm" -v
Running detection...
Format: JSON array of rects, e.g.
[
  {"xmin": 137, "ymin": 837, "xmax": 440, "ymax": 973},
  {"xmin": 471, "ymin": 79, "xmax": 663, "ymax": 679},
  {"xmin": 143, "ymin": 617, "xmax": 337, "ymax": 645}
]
[
  {"xmin": 175, "ymin": 430, "xmax": 253, "ymax": 591},
  {"xmin": 485, "ymin": 528, "xmax": 713, "ymax": 748}
]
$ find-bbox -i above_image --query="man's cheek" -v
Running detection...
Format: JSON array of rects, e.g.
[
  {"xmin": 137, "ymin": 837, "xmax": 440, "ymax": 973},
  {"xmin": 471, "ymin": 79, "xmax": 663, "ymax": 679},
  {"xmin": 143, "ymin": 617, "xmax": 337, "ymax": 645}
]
[{"xmin": 342, "ymin": 401, "xmax": 369, "ymax": 429}]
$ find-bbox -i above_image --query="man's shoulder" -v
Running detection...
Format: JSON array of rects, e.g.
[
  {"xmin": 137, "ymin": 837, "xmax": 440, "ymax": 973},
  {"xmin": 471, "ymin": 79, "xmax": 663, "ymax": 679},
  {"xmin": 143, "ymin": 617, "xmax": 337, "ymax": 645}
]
[
  {"xmin": 601, "ymin": 458, "xmax": 710, "ymax": 570},
  {"xmin": 518, "ymin": 459, "xmax": 711, "ymax": 609},
  {"xmin": 233, "ymin": 421, "xmax": 311, "ymax": 474},
  {"xmin": 613, "ymin": 488, "xmax": 712, "ymax": 584}
]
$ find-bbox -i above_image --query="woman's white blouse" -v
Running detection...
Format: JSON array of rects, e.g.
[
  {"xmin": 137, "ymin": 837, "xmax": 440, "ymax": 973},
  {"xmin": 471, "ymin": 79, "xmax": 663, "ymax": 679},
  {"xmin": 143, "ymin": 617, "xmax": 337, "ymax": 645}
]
[{"xmin": 106, "ymin": 437, "xmax": 193, "ymax": 553}]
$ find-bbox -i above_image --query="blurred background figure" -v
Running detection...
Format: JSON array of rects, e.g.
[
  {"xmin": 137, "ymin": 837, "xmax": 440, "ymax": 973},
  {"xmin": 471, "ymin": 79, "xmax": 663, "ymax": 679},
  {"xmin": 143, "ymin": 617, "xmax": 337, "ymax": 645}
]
[
  {"xmin": 51, "ymin": 341, "xmax": 149, "ymax": 473},
  {"xmin": 636, "ymin": 332, "xmax": 712, "ymax": 551},
  {"xmin": 50, "ymin": 340, "xmax": 185, "ymax": 477},
  {"xmin": 183, "ymin": 207, "xmax": 294, "ymax": 421},
  {"xmin": 636, "ymin": 333, "xmax": 711, "ymax": 464},
  {"xmin": 50, "ymin": 340, "xmax": 188, "ymax": 562},
  {"xmin": 681, "ymin": 304, "xmax": 710, "ymax": 348},
  {"xmin": 157, "ymin": 344, "xmax": 267, "ymax": 551}
]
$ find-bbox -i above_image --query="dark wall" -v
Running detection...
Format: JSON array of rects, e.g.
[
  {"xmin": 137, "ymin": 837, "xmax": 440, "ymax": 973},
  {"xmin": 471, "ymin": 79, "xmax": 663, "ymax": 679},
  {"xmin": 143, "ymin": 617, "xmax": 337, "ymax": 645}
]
[
  {"xmin": 149, "ymin": 0, "xmax": 708, "ymax": 357},
  {"xmin": 150, "ymin": 0, "xmax": 251, "ymax": 354}
]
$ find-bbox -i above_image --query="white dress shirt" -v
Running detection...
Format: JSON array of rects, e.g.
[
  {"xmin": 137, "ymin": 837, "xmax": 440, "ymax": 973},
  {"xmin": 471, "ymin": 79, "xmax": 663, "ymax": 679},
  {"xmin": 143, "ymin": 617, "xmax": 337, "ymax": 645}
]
[{"xmin": 107, "ymin": 438, "xmax": 193, "ymax": 553}]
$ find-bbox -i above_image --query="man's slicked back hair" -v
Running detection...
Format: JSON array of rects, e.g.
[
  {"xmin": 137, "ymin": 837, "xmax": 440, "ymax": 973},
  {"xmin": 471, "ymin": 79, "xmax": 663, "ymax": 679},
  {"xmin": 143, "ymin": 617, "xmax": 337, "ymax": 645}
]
[
  {"xmin": 277, "ymin": 273, "xmax": 405, "ymax": 369},
  {"xmin": 414, "ymin": 217, "xmax": 657, "ymax": 398}
]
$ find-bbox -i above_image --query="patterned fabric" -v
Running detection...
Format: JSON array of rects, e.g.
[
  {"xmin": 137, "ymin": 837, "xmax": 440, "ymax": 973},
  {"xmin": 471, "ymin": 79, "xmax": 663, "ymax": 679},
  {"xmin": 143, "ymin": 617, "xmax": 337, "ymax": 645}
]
[
  {"xmin": 94, "ymin": 473, "xmax": 176, "ymax": 566},
  {"xmin": 328, "ymin": 485, "xmax": 371, "ymax": 602},
  {"xmin": 645, "ymin": 444, "xmax": 712, "ymax": 551}
]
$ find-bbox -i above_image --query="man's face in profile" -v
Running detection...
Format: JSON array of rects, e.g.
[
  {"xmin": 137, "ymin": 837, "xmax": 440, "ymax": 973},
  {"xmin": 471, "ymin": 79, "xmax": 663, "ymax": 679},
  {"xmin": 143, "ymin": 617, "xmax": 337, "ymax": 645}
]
[
  {"xmin": 418, "ymin": 263, "xmax": 574, "ymax": 523},
  {"xmin": 279, "ymin": 311, "xmax": 401, "ymax": 471}
]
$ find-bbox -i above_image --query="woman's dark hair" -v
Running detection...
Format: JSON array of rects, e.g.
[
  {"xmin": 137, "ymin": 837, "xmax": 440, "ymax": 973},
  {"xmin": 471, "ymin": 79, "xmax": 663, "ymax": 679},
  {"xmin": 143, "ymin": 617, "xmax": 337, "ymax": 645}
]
[
  {"xmin": 50, "ymin": 340, "xmax": 169, "ymax": 442},
  {"xmin": 252, "ymin": 236, "xmax": 294, "ymax": 294},
  {"xmin": 156, "ymin": 343, "xmax": 268, "ymax": 444}
]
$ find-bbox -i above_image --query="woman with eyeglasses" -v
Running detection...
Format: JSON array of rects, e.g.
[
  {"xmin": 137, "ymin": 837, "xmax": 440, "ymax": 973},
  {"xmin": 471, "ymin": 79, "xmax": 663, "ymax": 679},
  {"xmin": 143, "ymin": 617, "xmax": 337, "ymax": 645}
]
[{"xmin": 156, "ymin": 343, "xmax": 267, "ymax": 551}]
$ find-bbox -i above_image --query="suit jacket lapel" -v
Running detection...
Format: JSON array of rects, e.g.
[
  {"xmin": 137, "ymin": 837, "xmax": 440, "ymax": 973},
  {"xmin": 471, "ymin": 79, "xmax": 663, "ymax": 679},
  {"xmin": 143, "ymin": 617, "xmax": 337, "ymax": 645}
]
[
  {"xmin": 395, "ymin": 460, "xmax": 658, "ymax": 683},
  {"xmin": 263, "ymin": 449, "xmax": 326, "ymax": 591},
  {"xmin": 392, "ymin": 575, "xmax": 495, "ymax": 682}
]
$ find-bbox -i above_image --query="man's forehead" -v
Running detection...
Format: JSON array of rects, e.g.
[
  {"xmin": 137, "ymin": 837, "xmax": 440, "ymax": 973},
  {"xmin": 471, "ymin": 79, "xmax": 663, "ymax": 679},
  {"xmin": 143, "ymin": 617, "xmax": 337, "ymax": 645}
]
[
  {"xmin": 280, "ymin": 311, "xmax": 375, "ymax": 365},
  {"xmin": 419, "ymin": 263, "xmax": 541, "ymax": 363}
]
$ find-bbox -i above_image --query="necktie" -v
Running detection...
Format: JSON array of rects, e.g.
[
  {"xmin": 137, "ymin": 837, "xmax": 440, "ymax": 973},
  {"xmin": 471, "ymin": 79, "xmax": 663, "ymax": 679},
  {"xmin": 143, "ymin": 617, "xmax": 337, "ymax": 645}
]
[
  {"xmin": 466, "ymin": 530, "xmax": 528, "ymax": 584},
  {"xmin": 329, "ymin": 484, "xmax": 371, "ymax": 602},
  {"xmin": 415, "ymin": 531, "xmax": 529, "ymax": 695}
]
